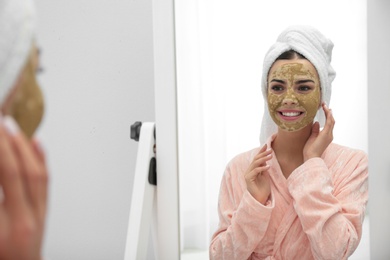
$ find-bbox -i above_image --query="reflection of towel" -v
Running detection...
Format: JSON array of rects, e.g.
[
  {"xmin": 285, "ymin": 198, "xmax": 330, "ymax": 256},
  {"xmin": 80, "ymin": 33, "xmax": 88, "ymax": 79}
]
[
  {"xmin": 0, "ymin": 0, "xmax": 36, "ymax": 104},
  {"xmin": 260, "ymin": 25, "xmax": 336, "ymax": 144}
]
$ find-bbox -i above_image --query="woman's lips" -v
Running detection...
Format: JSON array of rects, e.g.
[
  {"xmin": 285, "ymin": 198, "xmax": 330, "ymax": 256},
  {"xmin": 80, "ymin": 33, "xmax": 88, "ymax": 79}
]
[{"xmin": 277, "ymin": 110, "xmax": 305, "ymax": 121}]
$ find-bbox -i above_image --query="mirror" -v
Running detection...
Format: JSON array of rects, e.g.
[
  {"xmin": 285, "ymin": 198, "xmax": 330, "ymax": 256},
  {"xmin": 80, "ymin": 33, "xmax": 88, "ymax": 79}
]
[{"xmin": 175, "ymin": 0, "xmax": 368, "ymax": 259}]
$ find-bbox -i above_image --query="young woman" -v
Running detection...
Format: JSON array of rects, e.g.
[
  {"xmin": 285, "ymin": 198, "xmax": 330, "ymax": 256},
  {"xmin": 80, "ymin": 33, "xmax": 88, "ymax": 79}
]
[
  {"xmin": 0, "ymin": 0, "xmax": 48, "ymax": 259},
  {"xmin": 210, "ymin": 26, "xmax": 368, "ymax": 259}
]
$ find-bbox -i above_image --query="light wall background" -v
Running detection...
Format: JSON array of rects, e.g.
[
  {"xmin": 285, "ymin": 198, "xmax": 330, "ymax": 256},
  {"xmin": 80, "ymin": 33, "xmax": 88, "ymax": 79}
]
[
  {"xmin": 367, "ymin": 0, "xmax": 390, "ymax": 258},
  {"xmin": 35, "ymin": 0, "xmax": 155, "ymax": 259}
]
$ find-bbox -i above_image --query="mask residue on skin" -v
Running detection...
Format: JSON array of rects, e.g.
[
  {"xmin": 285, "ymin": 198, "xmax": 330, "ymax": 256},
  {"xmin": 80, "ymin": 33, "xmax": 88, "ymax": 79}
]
[
  {"xmin": 8, "ymin": 46, "xmax": 44, "ymax": 138},
  {"xmin": 267, "ymin": 62, "xmax": 320, "ymax": 132}
]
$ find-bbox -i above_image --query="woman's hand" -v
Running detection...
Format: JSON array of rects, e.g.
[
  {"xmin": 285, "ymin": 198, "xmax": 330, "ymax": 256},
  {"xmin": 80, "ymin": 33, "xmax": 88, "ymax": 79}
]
[
  {"xmin": 303, "ymin": 103, "xmax": 335, "ymax": 162},
  {"xmin": 0, "ymin": 116, "xmax": 48, "ymax": 260},
  {"xmin": 245, "ymin": 144, "xmax": 272, "ymax": 205}
]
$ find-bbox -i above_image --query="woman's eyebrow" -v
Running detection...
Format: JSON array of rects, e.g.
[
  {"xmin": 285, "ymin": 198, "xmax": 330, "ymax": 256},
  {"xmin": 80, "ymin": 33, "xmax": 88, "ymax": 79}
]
[
  {"xmin": 270, "ymin": 79, "xmax": 285, "ymax": 84},
  {"xmin": 295, "ymin": 79, "xmax": 314, "ymax": 84}
]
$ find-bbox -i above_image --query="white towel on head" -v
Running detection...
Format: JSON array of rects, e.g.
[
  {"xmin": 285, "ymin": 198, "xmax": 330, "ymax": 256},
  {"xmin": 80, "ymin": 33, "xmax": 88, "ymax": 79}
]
[
  {"xmin": 0, "ymin": 0, "xmax": 36, "ymax": 105},
  {"xmin": 260, "ymin": 25, "xmax": 336, "ymax": 144}
]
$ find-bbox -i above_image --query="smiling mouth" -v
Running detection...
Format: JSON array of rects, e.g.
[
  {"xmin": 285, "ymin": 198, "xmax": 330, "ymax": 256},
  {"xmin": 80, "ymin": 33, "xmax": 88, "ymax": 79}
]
[
  {"xmin": 277, "ymin": 111, "xmax": 305, "ymax": 121},
  {"xmin": 278, "ymin": 111, "xmax": 304, "ymax": 117}
]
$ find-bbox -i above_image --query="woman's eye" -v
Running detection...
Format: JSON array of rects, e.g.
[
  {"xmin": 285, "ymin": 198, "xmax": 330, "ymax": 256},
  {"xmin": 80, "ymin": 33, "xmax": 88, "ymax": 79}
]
[
  {"xmin": 271, "ymin": 85, "xmax": 284, "ymax": 92},
  {"xmin": 298, "ymin": 86, "xmax": 311, "ymax": 92}
]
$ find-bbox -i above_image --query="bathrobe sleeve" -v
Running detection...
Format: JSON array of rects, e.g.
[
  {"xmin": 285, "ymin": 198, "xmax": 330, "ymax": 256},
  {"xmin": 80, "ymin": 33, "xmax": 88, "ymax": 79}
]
[
  {"xmin": 287, "ymin": 149, "xmax": 368, "ymax": 260},
  {"xmin": 209, "ymin": 158, "xmax": 274, "ymax": 260}
]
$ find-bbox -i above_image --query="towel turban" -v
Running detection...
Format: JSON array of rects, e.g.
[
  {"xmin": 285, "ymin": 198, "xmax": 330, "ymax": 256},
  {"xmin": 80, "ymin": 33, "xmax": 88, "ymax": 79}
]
[{"xmin": 260, "ymin": 25, "xmax": 336, "ymax": 144}]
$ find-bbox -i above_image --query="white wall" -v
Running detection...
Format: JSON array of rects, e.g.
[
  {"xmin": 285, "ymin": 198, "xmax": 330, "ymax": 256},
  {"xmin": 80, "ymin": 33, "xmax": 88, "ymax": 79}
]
[
  {"xmin": 35, "ymin": 0, "xmax": 155, "ymax": 259},
  {"xmin": 367, "ymin": 0, "xmax": 390, "ymax": 258}
]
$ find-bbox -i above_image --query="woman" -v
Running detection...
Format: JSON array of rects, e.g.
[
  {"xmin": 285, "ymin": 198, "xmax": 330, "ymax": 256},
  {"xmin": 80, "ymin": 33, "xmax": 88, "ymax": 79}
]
[
  {"xmin": 210, "ymin": 26, "xmax": 368, "ymax": 259},
  {"xmin": 0, "ymin": 0, "xmax": 48, "ymax": 259}
]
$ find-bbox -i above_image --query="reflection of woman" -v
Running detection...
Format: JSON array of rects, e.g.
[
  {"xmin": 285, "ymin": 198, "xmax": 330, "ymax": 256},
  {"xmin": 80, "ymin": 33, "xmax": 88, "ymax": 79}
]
[
  {"xmin": 210, "ymin": 26, "xmax": 368, "ymax": 259},
  {"xmin": 0, "ymin": 0, "xmax": 48, "ymax": 259}
]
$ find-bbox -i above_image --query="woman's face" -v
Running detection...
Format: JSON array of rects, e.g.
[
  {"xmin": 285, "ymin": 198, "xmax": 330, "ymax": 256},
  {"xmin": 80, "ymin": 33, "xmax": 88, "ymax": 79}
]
[
  {"xmin": 267, "ymin": 59, "xmax": 320, "ymax": 132},
  {"xmin": 1, "ymin": 45, "xmax": 44, "ymax": 138}
]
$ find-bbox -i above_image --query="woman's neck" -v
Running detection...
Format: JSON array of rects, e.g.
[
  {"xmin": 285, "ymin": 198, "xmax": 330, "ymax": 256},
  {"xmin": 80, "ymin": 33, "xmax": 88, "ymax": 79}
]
[
  {"xmin": 272, "ymin": 123, "xmax": 312, "ymax": 158},
  {"xmin": 271, "ymin": 123, "xmax": 313, "ymax": 178}
]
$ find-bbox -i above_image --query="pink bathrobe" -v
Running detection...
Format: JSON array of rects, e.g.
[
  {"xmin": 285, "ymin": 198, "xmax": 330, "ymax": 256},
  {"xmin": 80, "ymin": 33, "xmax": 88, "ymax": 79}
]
[{"xmin": 210, "ymin": 134, "xmax": 368, "ymax": 260}]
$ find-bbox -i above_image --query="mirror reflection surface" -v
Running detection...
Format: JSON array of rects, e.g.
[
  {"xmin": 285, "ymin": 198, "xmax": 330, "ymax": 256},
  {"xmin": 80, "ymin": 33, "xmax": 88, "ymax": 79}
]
[{"xmin": 175, "ymin": 0, "xmax": 368, "ymax": 259}]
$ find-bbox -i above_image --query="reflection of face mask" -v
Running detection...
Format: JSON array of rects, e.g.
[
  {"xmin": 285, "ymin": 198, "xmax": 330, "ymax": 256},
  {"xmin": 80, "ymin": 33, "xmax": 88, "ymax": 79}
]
[
  {"xmin": 8, "ymin": 50, "xmax": 44, "ymax": 138},
  {"xmin": 267, "ymin": 62, "xmax": 320, "ymax": 132}
]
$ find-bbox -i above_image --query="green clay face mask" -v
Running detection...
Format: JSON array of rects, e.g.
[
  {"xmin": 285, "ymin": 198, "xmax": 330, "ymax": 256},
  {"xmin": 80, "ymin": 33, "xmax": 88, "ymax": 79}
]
[{"xmin": 267, "ymin": 61, "xmax": 320, "ymax": 132}]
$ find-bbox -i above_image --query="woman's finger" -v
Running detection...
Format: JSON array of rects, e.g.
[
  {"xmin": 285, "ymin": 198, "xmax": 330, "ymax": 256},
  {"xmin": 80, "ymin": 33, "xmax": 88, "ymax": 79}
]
[
  {"xmin": 322, "ymin": 103, "xmax": 335, "ymax": 134},
  {"xmin": 254, "ymin": 165, "xmax": 271, "ymax": 175},
  {"xmin": 246, "ymin": 165, "xmax": 270, "ymax": 180},
  {"xmin": 31, "ymin": 138, "xmax": 47, "ymax": 166},
  {"xmin": 0, "ymin": 120, "xmax": 29, "ymax": 216},
  {"xmin": 31, "ymin": 138, "xmax": 48, "ymax": 216},
  {"xmin": 327, "ymin": 109, "xmax": 335, "ymax": 133},
  {"xmin": 253, "ymin": 153, "xmax": 272, "ymax": 166},
  {"xmin": 258, "ymin": 144, "xmax": 267, "ymax": 154},
  {"xmin": 253, "ymin": 148, "xmax": 272, "ymax": 162},
  {"xmin": 2, "ymin": 118, "xmax": 47, "ymax": 219},
  {"xmin": 11, "ymin": 132, "xmax": 48, "ymax": 221},
  {"xmin": 246, "ymin": 145, "xmax": 272, "ymax": 179},
  {"xmin": 311, "ymin": 121, "xmax": 320, "ymax": 137}
]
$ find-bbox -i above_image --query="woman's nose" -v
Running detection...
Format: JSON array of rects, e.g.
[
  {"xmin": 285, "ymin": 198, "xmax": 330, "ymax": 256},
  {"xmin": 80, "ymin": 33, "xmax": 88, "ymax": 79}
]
[
  {"xmin": 283, "ymin": 98, "xmax": 297, "ymax": 106},
  {"xmin": 282, "ymin": 94, "xmax": 298, "ymax": 106}
]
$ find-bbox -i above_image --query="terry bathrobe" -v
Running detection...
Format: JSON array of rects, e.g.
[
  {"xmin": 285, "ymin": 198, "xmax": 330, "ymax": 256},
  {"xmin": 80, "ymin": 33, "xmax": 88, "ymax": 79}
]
[{"xmin": 210, "ymin": 134, "xmax": 368, "ymax": 260}]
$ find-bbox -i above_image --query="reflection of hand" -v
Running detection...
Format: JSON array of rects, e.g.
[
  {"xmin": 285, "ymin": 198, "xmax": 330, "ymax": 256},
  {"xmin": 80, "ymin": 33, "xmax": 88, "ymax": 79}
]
[
  {"xmin": 245, "ymin": 144, "xmax": 272, "ymax": 205},
  {"xmin": 303, "ymin": 103, "xmax": 335, "ymax": 162},
  {"xmin": 0, "ymin": 117, "xmax": 48, "ymax": 260}
]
